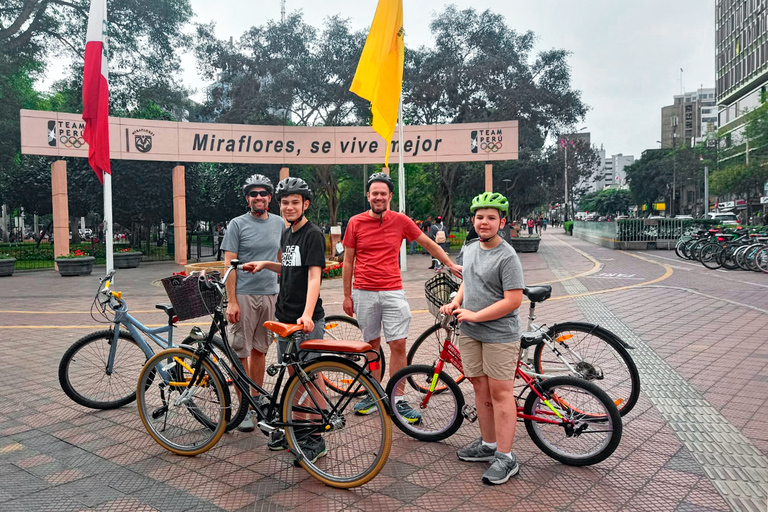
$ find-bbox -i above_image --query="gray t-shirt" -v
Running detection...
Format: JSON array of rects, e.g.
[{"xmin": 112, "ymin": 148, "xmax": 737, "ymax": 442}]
[
  {"xmin": 459, "ymin": 239, "xmax": 525, "ymax": 344},
  {"xmin": 221, "ymin": 212, "xmax": 285, "ymax": 295}
]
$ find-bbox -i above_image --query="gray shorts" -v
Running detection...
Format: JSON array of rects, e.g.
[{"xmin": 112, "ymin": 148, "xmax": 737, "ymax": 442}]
[
  {"xmin": 276, "ymin": 317, "xmax": 325, "ymax": 363},
  {"xmin": 352, "ymin": 289, "xmax": 411, "ymax": 343},
  {"xmin": 226, "ymin": 294, "xmax": 277, "ymax": 358}
]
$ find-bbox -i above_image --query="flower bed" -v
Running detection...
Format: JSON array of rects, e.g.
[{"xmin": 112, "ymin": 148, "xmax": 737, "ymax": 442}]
[{"xmin": 323, "ymin": 261, "xmax": 343, "ymax": 279}]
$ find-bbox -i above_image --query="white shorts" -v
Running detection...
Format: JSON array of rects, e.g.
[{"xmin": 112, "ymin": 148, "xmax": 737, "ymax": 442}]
[{"xmin": 352, "ymin": 289, "xmax": 411, "ymax": 343}]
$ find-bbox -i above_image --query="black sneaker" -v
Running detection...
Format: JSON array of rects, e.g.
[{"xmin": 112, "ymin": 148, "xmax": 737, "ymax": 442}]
[
  {"xmin": 267, "ymin": 430, "xmax": 287, "ymax": 451},
  {"xmin": 293, "ymin": 436, "xmax": 327, "ymax": 467}
]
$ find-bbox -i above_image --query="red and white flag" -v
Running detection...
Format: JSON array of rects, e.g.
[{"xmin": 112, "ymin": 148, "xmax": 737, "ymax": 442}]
[{"xmin": 82, "ymin": 0, "xmax": 110, "ymax": 184}]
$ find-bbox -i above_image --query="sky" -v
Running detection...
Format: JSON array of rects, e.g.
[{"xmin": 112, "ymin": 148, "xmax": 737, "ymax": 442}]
[
  {"xmin": 182, "ymin": 0, "xmax": 716, "ymax": 159},
  {"xmin": 43, "ymin": 0, "xmax": 716, "ymax": 160}
]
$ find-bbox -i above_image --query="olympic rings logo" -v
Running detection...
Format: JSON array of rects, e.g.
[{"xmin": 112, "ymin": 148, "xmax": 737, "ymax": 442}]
[
  {"xmin": 481, "ymin": 141, "xmax": 502, "ymax": 152},
  {"xmin": 60, "ymin": 135, "xmax": 85, "ymax": 148}
]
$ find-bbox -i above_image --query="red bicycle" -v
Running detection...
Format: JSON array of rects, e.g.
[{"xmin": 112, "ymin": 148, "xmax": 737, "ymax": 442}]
[{"xmin": 385, "ymin": 315, "xmax": 623, "ymax": 466}]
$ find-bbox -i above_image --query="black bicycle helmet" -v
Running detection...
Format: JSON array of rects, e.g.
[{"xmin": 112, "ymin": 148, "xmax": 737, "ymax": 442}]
[
  {"xmin": 367, "ymin": 171, "xmax": 394, "ymax": 192},
  {"xmin": 275, "ymin": 177, "xmax": 312, "ymax": 202},
  {"xmin": 243, "ymin": 174, "xmax": 273, "ymax": 195}
]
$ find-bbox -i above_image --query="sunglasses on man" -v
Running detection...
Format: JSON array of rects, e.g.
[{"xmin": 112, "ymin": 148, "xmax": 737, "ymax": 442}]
[{"xmin": 248, "ymin": 190, "xmax": 270, "ymax": 198}]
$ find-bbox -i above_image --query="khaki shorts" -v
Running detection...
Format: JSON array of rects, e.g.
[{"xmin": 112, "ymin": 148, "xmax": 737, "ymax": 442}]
[
  {"xmin": 226, "ymin": 294, "xmax": 277, "ymax": 358},
  {"xmin": 458, "ymin": 334, "xmax": 520, "ymax": 381}
]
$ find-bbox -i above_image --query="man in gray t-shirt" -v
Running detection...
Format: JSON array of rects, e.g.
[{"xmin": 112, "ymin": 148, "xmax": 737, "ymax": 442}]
[{"xmin": 221, "ymin": 174, "xmax": 285, "ymax": 432}]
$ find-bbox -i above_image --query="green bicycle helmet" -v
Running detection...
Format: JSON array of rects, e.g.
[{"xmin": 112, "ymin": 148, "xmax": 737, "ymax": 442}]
[{"xmin": 470, "ymin": 192, "xmax": 509, "ymax": 215}]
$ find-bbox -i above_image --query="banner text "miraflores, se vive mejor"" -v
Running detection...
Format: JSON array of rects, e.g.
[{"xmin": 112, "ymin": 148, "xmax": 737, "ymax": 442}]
[
  {"xmin": 19, "ymin": 110, "xmax": 518, "ymax": 165},
  {"xmin": 191, "ymin": 133, "xmax": 445, "ymax": 158}
]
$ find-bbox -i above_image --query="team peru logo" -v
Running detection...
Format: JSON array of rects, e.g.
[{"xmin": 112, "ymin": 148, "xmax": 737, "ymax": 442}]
[
  {"xmin": 470, "ymin": 129, "xmax": 503, "ymax": 153},
  {"xmin": 48, "ymin": 120, "xmax": 86, "ymax": 148},
  {"xmin": 132, "ymin": 128, "xmax": 154, "ymax": 153}
]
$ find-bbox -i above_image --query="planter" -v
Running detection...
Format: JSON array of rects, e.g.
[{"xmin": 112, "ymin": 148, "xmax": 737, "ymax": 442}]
[
  {"xmin": 509, "ymin": 237, "xmax": 541, "ymax": 253},
  {"xmin": 0, "ymin": 258, "xmax": 15, "ymax": 277},
  {"xmin": 114, "ymin": 251, "xmax": 142, "ymax": 269},
  {"xmin": 55, "ymin": 256, "xmax": 95, "ymax": 276}
]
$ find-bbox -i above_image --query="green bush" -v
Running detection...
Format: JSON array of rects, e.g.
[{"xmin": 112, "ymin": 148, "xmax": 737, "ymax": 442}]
[{"xmin": 563, "ymin": 221, "xmax": 574, "ymax": 233}]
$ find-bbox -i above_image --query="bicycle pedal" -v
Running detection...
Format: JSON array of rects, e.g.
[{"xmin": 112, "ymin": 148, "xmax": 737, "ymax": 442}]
[{"xmin": 461, "ymin": 405, "xmax": 477, "ymax": 423}]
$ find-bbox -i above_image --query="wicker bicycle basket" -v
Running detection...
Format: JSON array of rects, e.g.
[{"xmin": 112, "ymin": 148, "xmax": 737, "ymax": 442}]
[
  {"xmin": 160, "ymin": 272, "xmax": 221, "ymax": 321},
  {"xmin": 424, "ymin": 272, "xmax": 461, "ymax": 318}
]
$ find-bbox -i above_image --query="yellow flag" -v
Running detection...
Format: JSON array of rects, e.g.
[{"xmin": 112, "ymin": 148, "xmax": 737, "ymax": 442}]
[{"xmin": 350, "ymin": 0, "xmax": 404, "ymax": 167}]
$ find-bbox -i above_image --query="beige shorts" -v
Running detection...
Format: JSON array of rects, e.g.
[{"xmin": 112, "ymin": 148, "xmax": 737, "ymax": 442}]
[
  {"xmin": 226, "ymin": 294, "xmax": 277, "ymax": 358},
  {"xmin": 458, "ymin": 334, "xmax": 520, "ymax": 381}
]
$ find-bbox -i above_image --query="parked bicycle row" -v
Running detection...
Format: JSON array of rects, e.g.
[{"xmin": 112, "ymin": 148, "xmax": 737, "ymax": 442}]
[
  {"xmin": 58, "ymin": 262, "xmax": 639, "ymax": 488},
  {"xmin": 675, "ymin": 227, "xmax": 768, "ymax": 272}
]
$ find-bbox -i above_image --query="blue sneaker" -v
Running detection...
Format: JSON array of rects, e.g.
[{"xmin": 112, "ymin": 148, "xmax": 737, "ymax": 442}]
[
  {"xmin": 395, "ymin": 399, "xmax": 422, "ymax": 424},
  {"xmin": 353, "ymin": 394, "xmax": 378, "ymax": 415}
]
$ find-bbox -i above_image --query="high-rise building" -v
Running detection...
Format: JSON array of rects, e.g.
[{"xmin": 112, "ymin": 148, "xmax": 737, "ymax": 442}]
[
  {"xmin": 660, "ymin": 88, "xmax": 718, "ymax": 148},
  {"xmin": 590, "ymin": 147, "xmax": 634, "ymax": 191},
  {"xmin": 716, "ymin": 0, "xmax": 768, "ymax": 160}
]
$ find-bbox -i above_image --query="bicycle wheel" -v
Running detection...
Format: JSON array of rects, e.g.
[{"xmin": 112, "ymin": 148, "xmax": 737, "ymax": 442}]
[
  {"xmin": 182, "ymin": 334, "xmax": 250, "ymax": 432},
  {"xmin": 755, "ymin": 246, "xmax": 768, "ymax": 273},
  {"xmin": 699, "ymin": 243, "xmax": 723, "ymax": 270},
  {"xmin": 323, "ymin": 315, "xmax": 385, "ymax": 396},
  {"xmin": 533, "ymin": 322, "xmax": 640, "ymax": 416},
  {"xmin": 136, "ymin": 348, "xmax": 228, "ymax": 456},
  {"xmin": 385, "ymin": 364, "xmax": 464, "ymax": 442},
  {"xmin": 720, "ymin": 246, "xmax": 740, "ymax": 270},
  {"xmin": 281, "ymin": 357, "xmax": 392, "ymax": 488},
  {"xmin": 407, "ymin": 323, "xmax": 466, "ymax": 387},
  {"xmin": 674, "ymin": 238, "xmax": 690, "ymax": 260},
  {"xmin": 524, "ymin": 376, "xmax": 622, "ymax": 466},
  {"xmin": 689, "ymin": 239, "xmax": 707, "ymax": 261},
  {"xmin": 59, "ymin": 330, "xmax": 148, "ymax": 409}
]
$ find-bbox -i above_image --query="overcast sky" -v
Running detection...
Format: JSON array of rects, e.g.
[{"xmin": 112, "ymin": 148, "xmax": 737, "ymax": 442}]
[{"xmin": 182, "ymin": 0, "xmax": 716, "ymax": 159}]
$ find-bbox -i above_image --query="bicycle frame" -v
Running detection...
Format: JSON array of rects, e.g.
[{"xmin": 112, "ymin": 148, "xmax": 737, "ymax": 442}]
[{"xmin": 418, "ymin": 330, "xmax": 566, "ymax": 426}]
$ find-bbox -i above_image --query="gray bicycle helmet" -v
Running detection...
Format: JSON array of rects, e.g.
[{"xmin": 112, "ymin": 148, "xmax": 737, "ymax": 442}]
[
  {"xmin": 243, "ymin": 174, "xmax": 273, "ymax": 195},
  {"xmin": 367, "ymin": 171, "xmax": 394, "ymax": 192},
  {"xmin": 275, "ymin": 177, "xmax": 312, "ymax": 202}
]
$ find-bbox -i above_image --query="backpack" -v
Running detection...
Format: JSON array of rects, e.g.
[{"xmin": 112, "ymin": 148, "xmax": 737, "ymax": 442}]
[{"xmin": 435, "ymin": 226, "xmax": 447, "ymax": 244}]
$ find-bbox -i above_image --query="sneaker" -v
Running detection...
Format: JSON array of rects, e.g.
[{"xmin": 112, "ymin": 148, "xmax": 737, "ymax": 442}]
[
  {"xmin": 267, "ymin": 430, "xmax": 287, "ymax": 451},
  {"xmin": 254, "ymin": 394, "xmax": 270, "ymax": 417},
  {"xmin": 237, "ymin": 411, "xmax": 255, "ymax": 433},
  {"xmin": 456, "ymin": 437, "xmax": 496, "ymax": 462},
  {"xmin": 354, "ymin": 394, "xmax": 378, "ymax": 415},
  {"xmin": 395, "ymin": 399, "xmax": 422, "ymax": 424},
  {"xmin": 482, "ymin": 451, "xmax": 519, "ymax": 485},
  {"xmin": 294, "ymin": 436, "xmax": 327, "ymax": 466}
]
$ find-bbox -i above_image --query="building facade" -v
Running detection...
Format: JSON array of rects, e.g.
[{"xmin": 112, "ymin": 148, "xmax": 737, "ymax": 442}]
[
  {"xmin": 660, "ymin": 88, "xmax": 718, "ymax": 149},
  {"xmin": 591, "ymin": 148, "xmax": 634, "ymax": 191}
]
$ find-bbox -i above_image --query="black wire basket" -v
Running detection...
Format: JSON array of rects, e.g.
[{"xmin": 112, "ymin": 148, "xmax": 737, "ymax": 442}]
[
  {"xmin": 160, "ymin": 272, "xmax": 221, "ymax": 321},
  {"xmin": 424, "ymin": 272, "xmax": 461, "ymax": 318}
]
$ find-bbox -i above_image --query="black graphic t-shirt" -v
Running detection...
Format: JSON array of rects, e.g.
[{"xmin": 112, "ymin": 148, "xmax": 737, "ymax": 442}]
[{"xmin": 276, "ymin": 221, "xmax": 326, "ymax": 323}]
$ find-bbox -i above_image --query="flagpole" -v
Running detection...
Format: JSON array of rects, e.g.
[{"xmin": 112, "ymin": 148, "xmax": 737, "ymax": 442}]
[
  {"xmin": 398, "ymin": 92, "xmax": 407, "ymax": 271},
  {"xmin": 104, "ymin": 173, "xmax": 114, "ymax": 274}
]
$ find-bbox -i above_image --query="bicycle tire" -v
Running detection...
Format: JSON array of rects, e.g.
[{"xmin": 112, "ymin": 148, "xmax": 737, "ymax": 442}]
[
  {"xmin": 734, "ymin": 245, "xmax": 750, "ymax": 270},
  {"xmin": 744, "ymin": 244, "xmax": 763, "ymax": 271},
  {"xmin": 59, "ymin": 329, "xmax": 148, "ymax": 409},
  {"xmin": 699, "ymin": 243, "xmax": 723, "ymax": 270},
  {"xmin": 689, "ymin": 239, "xmax": 708, "ymax": 261},
  {"xmin": 524, "ymin": 375, "xmax": 622, "ymax": 466},
  {"xmin": 182, "ymin": 335, "xmax": 250, "ymax": 432},
  {"xmin": 674, "ymin": 238, "xmax": 689, "ymax": 260},
  {"xmin": 533, "ymin": 322, "xmax": 640, "ymax": 416},
  {"xmin": 719, "ymin": 246, "xmax": 740, "ymax": 270},
  {"xmin": 406, "ymin": 323, "xmax": 466, "ymax": 388},
  {"xmin": 136, "ymin": 347, "xmax": 228, "ymax": 456},
  {"xmin": 322, "ymin": 316, "xmax": 385, "ymax": 397},
  {"xmin": 281, "ymin": 357, "xmax": 392, "ymax": 488},
  {"xmin": 385, "ymin": 364, "xmax": 464, "ymax": 442},
  {"xmin": 755, "ymin": 246, "xmax": 768, "ymax": 273}
]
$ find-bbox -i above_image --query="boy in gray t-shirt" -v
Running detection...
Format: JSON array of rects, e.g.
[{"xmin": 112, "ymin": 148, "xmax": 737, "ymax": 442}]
[{"xmin": 440, "ymin": 192, "xmax": 524, "ymax": 486}]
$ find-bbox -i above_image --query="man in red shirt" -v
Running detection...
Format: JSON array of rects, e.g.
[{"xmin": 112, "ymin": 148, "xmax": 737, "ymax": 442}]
[{"xmin": 342, "ymin": 172, "xmax": 460, "ymax": 421}]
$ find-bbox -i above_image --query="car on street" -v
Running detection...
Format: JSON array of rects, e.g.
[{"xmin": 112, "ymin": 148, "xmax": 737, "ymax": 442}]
[{"xmin": 705, "ymin": 212, "xmax": 738, "ymax": 225}]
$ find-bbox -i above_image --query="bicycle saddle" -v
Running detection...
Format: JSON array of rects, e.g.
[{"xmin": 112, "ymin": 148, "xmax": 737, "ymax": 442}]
[
  {"xmin": 523, "ymin": 285, "xmax": 552, "ymax": 303},
  {"xmin": 155, "ymin": 303, "xmax": 175, "ymax": 317},
  {"xmin": 263, "ymin": 321, "xmax": 373, "ymax": 353}
]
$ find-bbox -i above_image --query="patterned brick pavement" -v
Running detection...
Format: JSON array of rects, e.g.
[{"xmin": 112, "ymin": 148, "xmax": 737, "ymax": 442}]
[{"xmin": 0, "ymin": 229, "xmax": 766, "ymax": 511}]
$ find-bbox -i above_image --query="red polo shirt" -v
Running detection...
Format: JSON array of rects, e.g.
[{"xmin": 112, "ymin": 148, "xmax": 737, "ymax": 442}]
[{"xmin": 343, "ymin": 210, "xmax": 423, "ymax": 291}]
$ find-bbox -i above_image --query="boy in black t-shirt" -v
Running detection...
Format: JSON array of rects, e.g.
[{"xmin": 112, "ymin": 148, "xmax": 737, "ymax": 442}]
[{"xmin": 242, "ymin": 177, "xmax": 327, "ymax": 463}]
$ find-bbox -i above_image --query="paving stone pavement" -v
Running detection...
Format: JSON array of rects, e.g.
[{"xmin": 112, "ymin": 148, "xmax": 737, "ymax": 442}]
[{"xmin": 1, "ymin": 228, "xmax": 767, "ymax": 511}]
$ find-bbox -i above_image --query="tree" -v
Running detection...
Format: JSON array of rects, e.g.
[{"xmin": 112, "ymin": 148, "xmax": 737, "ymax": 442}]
[
  {"xmin": 579, "ymin": 188, "xmax": 632, "ymax": 217},
  {"xmin": 403, "ymin": 6, "xmax": 589, "ymax": 226}
]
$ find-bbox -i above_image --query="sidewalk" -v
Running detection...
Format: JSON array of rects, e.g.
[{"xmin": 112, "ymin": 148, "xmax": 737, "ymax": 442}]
[{"xmin": 0, "ymin": 230, "xmax": 766, "ymax": 511}]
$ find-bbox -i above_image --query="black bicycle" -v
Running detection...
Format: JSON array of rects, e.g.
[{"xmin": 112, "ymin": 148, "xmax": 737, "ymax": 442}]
[{"xmin": 135, "ymin": 260, "xmax": 393, "ymax": 488}]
